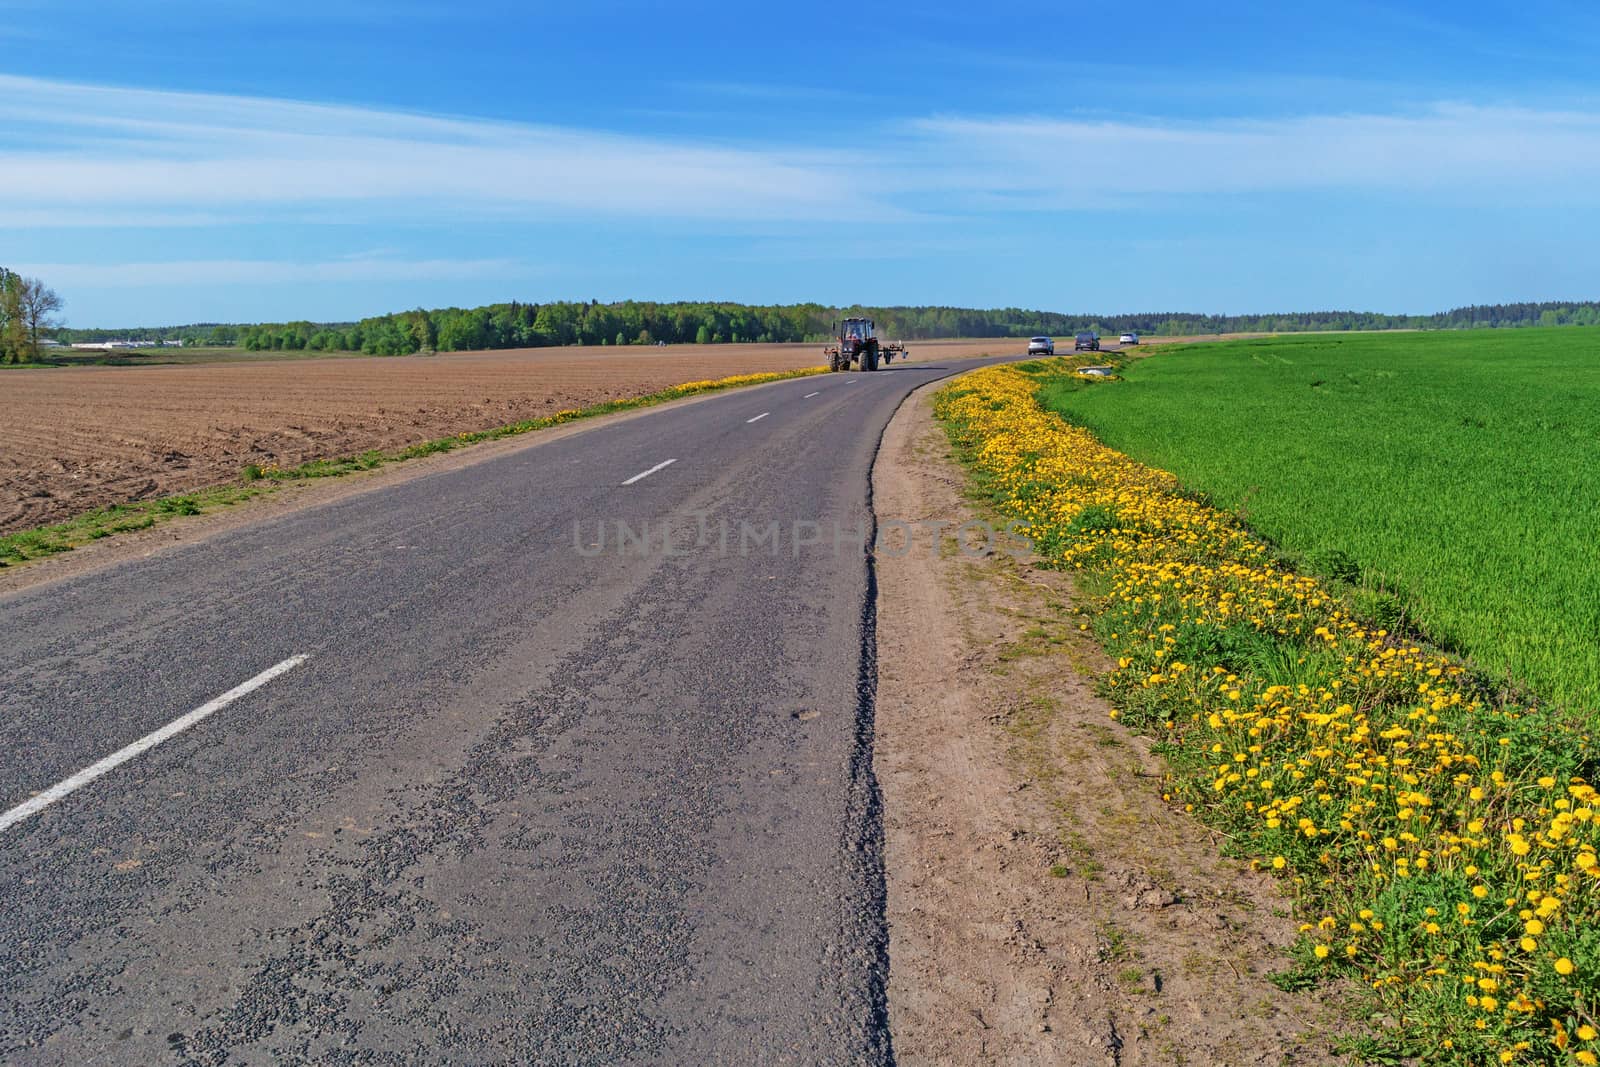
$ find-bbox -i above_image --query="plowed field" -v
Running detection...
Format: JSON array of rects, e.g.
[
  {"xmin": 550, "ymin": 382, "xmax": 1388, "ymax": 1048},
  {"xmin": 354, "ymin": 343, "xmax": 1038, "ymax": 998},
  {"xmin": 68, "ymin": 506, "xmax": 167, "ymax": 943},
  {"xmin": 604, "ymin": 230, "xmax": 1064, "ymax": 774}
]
[{"xmin": 0, "ymin": 339, "xmax": 1011, "ymax": 534}]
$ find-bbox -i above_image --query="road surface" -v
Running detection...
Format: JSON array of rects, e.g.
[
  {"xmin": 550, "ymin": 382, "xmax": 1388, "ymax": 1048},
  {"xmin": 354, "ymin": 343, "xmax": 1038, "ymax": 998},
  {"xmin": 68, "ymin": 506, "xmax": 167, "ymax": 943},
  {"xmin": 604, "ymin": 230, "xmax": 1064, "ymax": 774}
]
[{"xmin": 0, "ymin": 353, "xmax": 1016, "ymax": 1065}]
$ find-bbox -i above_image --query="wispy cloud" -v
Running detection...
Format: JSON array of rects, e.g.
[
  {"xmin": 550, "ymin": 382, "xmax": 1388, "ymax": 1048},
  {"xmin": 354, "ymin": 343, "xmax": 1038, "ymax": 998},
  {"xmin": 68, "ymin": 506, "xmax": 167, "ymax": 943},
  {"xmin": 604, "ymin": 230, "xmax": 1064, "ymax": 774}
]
[
  {"xmin": 902, "ymin": 105, "xmax": 1600, "ymax": 209},
  {"xmin": 8, "ymin": 73, "xmax": 1600, "ymax": 235},
  {"xmin": 0, "ymin": 74, "xmax": 894, "ymax": 227},
  {"xmin": 15, "ymin": 256, "xmax": 526, "ymax": 287}
]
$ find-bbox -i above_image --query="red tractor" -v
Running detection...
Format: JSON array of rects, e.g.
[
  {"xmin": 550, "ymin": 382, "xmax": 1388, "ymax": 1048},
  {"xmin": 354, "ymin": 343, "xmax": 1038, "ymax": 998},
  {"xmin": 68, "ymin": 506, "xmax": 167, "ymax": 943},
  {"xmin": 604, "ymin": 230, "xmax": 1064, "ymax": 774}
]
[{"xmin": 823, "ymin": 317, "xmax": 906, "ymax": 372}]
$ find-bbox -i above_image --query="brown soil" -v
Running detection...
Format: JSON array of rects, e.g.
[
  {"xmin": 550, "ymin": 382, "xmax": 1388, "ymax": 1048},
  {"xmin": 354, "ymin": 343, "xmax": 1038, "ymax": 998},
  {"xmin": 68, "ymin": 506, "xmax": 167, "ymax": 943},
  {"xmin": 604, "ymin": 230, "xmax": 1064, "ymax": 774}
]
[
  {"xmin": 0, "ymin": 338, "xmax": 1011, "ymax": 536},
  {"xmin": 0, "ymin": 381, "xmax": 791, "ymax": 597},
  {"xmin": 873, "ymin": 384, "xmax": 1354, "ymax": 1065}
]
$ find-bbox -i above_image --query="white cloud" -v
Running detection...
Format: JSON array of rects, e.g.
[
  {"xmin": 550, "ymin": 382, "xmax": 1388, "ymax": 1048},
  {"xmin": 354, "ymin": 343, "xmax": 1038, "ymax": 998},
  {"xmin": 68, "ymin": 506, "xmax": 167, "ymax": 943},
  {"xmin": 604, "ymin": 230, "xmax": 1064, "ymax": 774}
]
[
  {"xmin": 15, "ymin": 256, "xmax": 524, "ymax": 287},
  {"xmin": 7, "ymin": 73, "xmax": 1600, "ymax": 234},
  {"xmin": 0, "ymin": 74, "xmax": 892, "ymax": 226},
  {"xmin": 902, "ymin": 105, "xmax": 1600, "ymax": 208}
]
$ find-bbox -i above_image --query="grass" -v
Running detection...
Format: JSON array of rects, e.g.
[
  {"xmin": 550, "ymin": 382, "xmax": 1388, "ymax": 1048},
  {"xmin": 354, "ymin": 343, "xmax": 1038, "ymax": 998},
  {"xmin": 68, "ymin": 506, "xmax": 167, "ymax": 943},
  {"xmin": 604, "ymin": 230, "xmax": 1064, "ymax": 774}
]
[
  {"xmin": 0, "ymin": 485, "xmax": 268, "ymax": 565},
  {"xmin": 936, "ymin": 357, "xmax": 1600, "ymax": 1065},
  {"xmin": 0, "ymin": 366, "xmax": 824, "ymax": 567},
  {"xmin": 1037, "ymin": 328, "xmax": 1600, "ymax": 714}
]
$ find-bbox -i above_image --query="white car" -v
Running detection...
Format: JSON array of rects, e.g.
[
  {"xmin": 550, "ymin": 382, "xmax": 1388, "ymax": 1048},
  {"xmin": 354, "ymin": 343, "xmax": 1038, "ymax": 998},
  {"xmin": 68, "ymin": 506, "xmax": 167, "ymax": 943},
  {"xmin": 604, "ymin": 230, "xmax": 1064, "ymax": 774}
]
[
  {"xmin": 1027, "ymin": 336, "xmax": 1054, "ymax": 355},
  {"xmin": 1119, "ymin": 333, "xmax": 1140, "ymax": 345}
]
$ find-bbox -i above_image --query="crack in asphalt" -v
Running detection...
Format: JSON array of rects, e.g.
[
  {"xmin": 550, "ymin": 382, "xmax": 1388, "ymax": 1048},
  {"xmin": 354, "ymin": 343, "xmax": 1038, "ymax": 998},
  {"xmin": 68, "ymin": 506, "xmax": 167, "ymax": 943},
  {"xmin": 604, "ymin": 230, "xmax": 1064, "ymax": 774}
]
[{"xmin": 839, "ymin": 384, "xmax": 902, "ymax": 1067}]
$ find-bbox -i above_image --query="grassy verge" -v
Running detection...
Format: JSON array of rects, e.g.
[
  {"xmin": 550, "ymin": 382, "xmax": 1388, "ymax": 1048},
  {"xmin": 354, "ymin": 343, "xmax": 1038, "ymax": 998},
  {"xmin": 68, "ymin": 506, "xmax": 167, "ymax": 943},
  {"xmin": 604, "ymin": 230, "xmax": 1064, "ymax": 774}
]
[
  {"xmin": 936, "ymin": 358, "xmax": 1599, "ymax": 1065},
  {"xmin": 0, "ymin": 367, "xmax": 824, "ymax": 568},
  {"xmin": 0, "ymin": 485, "xmax": 272, "ymax": 566}
]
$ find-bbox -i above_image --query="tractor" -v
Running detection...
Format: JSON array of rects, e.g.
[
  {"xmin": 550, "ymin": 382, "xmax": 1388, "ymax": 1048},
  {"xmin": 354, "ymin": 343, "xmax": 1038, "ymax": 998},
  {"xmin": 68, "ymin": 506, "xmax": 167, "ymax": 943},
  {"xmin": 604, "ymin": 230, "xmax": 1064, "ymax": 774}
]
[{"xmin": 823, "ymin": 317, "xmax": 906, "ymax": 372}]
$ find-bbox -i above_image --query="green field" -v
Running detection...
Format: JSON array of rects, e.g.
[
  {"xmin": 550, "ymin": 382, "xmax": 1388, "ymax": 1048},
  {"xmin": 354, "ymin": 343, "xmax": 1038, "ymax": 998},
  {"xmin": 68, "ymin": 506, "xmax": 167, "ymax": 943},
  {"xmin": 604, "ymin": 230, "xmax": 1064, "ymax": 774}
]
[{"xmin": 1039, "ymin": 328, "xmax": 1600, "ymax": 712}]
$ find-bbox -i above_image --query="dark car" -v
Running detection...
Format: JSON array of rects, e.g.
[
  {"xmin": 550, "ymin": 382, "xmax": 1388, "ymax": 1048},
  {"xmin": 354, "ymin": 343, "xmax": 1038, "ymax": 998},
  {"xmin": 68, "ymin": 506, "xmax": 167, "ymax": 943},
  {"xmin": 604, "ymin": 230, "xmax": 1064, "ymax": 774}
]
[{"xmin": 1073, "ymin": 331, "xmax": 1100, "ymax": 352}]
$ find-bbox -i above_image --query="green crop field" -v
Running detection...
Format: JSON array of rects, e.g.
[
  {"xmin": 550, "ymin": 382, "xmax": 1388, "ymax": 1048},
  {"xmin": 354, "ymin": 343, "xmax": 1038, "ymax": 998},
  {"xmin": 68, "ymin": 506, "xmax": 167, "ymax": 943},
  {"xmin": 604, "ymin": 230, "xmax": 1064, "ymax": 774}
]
[{"xmin": 1038, "ymin": 328, "xmax": 1600, "ymax": 713}]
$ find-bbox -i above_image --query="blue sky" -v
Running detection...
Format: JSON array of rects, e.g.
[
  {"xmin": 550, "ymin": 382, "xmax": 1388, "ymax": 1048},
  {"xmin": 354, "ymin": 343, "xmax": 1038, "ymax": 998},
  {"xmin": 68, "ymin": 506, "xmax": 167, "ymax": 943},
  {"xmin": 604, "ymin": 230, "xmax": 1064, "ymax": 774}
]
[{"xmin": 6, "ymin": 0, "xmax": 1600, "ymax": 326}]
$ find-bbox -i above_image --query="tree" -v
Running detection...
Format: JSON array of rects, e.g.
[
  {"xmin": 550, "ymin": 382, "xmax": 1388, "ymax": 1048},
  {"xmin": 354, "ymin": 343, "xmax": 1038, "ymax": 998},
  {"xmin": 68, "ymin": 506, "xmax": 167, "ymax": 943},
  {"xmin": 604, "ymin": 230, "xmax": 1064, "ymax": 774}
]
[
  {"xmin": 0, "ymin": 273, "xmax": 65, "ymax": 362},
  {"xmin": 404, "ymin": 309, "xmax": 436, "ymax": 353},
  {"xmin": 19, "ymin": 277, "xmax": 62, "ymax": 357},
  {"xmin": 1, "ymin": 270, "xmax": 30, "ymax": 364}
]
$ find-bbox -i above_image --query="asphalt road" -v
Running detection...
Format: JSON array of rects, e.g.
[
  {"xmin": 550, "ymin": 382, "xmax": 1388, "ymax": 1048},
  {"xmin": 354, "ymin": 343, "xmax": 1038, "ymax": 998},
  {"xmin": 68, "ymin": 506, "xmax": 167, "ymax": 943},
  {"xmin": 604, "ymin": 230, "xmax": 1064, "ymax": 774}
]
[{"xmin": 0, "ymin": 352, "xmax": 1017, "ymax": 1065}]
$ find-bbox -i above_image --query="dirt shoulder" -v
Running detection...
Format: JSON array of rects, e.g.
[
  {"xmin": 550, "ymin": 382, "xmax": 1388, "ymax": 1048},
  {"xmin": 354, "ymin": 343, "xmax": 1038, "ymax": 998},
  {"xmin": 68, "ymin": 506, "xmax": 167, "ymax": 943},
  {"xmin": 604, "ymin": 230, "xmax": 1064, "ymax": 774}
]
[{"xmin": 872, "ymin": 384, "xmax": 1353, "ymax": 1065}]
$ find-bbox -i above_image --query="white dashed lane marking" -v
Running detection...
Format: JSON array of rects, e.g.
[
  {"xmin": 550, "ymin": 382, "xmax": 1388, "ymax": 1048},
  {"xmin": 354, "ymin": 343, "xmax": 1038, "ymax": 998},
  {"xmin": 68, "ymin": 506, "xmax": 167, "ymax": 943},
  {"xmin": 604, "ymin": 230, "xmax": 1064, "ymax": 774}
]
[
  {"xmin": 0, "ymin": 654, "xmax": 310, "ymax": 833},
  {"xmin": 621, "ymin": 458, "xmax": 678, "ymax": 486}
]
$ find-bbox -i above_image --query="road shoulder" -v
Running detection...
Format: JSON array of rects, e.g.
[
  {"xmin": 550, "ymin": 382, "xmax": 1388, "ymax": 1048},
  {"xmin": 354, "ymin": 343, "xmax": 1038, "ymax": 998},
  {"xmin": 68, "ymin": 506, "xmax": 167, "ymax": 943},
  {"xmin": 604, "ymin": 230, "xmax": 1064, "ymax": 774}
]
[{"xmin": 873, "ymin": 383, "xmax": 1352, "ymax": 1065}]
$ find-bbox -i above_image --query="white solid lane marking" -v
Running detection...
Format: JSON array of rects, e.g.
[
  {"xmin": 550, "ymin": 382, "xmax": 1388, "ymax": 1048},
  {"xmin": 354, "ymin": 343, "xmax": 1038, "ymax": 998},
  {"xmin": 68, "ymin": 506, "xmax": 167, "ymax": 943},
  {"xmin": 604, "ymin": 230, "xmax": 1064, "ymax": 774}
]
[
  {"xmin": 621, "ymin": 458, "xmax": 677, "ymax": 485},
  {"xmin": 803, "ymin": 391, "xmax": 820, "ymax": 398},
  {"xmin": 0, "ymin": 654, "xmax": 309, "ymax": 834},
  {"xmin": 746, "ymin": 412, "xmax": 769, "ymax": 423}
]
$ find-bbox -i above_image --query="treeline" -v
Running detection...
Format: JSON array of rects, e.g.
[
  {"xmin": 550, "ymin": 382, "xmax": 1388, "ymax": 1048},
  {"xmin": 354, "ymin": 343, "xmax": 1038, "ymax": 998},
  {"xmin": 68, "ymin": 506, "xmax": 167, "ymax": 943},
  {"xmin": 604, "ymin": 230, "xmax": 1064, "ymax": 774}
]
[
  {"xmin": 51, "ymin": 298, "xmax": 1600, "ymax": 355},
  {"xmin": 1430, "ymin": 302, "xmax": 1600, "ymax": 329},
  {"xmin": 54, "ymin": 322, "xmax": 247, "ymax": 347}
]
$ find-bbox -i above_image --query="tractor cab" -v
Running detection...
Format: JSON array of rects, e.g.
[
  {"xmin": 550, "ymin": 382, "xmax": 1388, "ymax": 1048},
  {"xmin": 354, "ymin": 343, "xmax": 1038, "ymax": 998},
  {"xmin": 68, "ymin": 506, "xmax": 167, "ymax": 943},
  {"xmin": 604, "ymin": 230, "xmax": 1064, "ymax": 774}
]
[{"xmin": 841, "ymin": 318, "xmax": 873, "ymax": 342}]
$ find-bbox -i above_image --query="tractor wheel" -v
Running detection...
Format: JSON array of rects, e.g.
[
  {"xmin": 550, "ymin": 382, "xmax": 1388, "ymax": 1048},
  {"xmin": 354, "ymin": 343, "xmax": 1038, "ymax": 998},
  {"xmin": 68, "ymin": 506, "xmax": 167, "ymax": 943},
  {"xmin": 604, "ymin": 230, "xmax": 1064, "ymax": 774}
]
[{"xmin": 864, "ymin": 343, "xmax": 879, "ymax": 372}]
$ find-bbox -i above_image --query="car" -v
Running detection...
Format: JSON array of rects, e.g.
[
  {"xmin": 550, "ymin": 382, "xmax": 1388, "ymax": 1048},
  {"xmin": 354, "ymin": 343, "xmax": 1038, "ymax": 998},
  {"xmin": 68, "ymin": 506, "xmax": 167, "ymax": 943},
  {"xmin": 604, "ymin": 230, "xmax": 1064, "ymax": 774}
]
[
  {"xmin": 1119, "ymin": 332, "xmax": 1140, "ymax": 345},
  {"xmin": 1073, "ymin": 331, "xmax": 1100, "ymax": 352},
  {"xmin": 1027, "ymin": 336, "xmax": 1054, "ymax": 355}
]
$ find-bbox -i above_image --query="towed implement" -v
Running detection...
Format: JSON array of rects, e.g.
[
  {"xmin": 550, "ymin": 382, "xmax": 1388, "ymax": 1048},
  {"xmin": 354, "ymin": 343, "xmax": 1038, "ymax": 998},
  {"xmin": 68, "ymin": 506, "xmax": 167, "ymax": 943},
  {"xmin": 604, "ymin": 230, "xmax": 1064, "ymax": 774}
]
[{"xmin": 823, "ymin": 317, "xmax": 906, "ymax": 372}]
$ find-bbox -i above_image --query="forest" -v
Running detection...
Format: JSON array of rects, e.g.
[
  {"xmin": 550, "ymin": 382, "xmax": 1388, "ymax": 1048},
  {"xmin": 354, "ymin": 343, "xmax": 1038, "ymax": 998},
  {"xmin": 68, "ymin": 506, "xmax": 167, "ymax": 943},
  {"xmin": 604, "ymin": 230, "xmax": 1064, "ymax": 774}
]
[{"xmin": 51, "ymin": 298, "xmax": 1600, "ymax": 355}]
